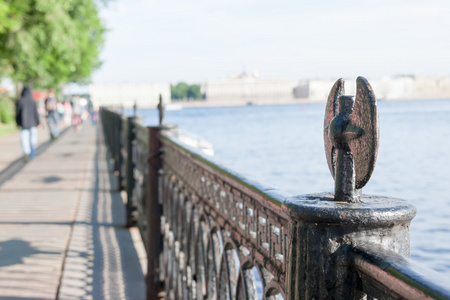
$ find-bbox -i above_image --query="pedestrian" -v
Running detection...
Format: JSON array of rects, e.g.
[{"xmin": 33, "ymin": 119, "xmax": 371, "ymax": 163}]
[
  {"xmin": 71, "ymin": 95, "xmax": 82, "ymax": 131},
  {"xmin": 57, "ymin": 100, "xmax": 65, "ymax": 120},
  {"xmin": 87, "ymin": 97, "xmax": 97, "ymax": 125},
  {"xmin": 45, "ymin": 88, "xmax": 59, "ymax": 139},
  {"xmin": 15, "ymin": 86, "xmax": 40, "ymax": 161},
  {"xmin": 63, "ymin": 100, "xmax": 72, "ymax": 126}
]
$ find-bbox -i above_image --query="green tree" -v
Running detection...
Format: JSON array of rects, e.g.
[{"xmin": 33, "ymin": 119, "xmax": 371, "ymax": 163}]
[
  {"xmin": 0, "ymin": 0, "xmax": 105, "ymax": 90},
  {"xmin": 171, "ymin": 82, "xmax": 189, "ymax": 100},
  {"xmin": 171, "ymin": 83, "xmax": 202, "ymax": 100},
  {"xmin": 187, "ymin": 84, "xmax": 201, "ymax": 99},
  {"xmin": 0, "ymin": 93, "xmax": 14, "ymax": 124}
]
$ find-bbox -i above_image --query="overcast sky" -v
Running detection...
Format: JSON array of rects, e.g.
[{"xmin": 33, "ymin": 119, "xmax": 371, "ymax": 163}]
[{"xmin": 91, "ymin": 0, "xmax": 450, "ymax": 84}]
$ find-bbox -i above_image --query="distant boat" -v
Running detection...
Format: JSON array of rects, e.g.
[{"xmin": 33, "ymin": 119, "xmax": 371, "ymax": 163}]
[
  {"xmin": 165, "ymin": 128, "xmax": 214, "ymax": 156},
  {"xmin": 166, "ymin": 103, "xmax": 183, "ymax": 110}
]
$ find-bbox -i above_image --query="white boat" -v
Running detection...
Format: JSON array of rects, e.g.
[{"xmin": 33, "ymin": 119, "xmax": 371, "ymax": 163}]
[
  {"xmin": 165, "ymin": 103, "xmax": 183, "ymax": 110},
  {"xmin": 165, "ymin": 128, "xmax": 214, "ymax": 156}
]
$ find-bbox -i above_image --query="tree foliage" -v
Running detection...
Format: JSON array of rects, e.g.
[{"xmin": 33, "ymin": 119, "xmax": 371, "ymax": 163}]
[
  {"xmin": 186, "ymin": 84, "xmax": 201, "ymax": 99},
  {"xmin": 0, "ymin": 93, "xmax": 14, "ymax": 124},
  {"xmin": 0, "ymin": 0, "xmax": 105, "ymax": 89},
  {"xmin": 171, "ymin": 83, "xmax": 202, "ymax": 100}
]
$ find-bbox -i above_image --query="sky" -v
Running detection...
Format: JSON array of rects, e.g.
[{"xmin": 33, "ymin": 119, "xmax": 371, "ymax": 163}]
[{"xmin": 91, "ymin": 0, "xmax": 450, "ymax": 85}]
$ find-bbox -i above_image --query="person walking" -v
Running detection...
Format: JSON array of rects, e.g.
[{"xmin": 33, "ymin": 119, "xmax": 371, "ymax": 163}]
[
  {"xmin": 45, "ymin": 88, "xmax": 59, "ymax": 139},
  {"xmin": 16, "ymin": 86, "xmax": 40, "ymax": 161},
  {"xmin": 87, "ymin": 97, "xmax": 97, "ymax": 125},
  {"xmin": 71, "ymin": 95, "xmax": 83, "ymax": 131}
]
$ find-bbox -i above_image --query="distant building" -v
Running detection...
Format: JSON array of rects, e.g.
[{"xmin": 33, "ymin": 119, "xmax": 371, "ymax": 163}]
[
  {"xmin": 414, "ymin": 76, "xmax": 450, "ymax": 99},
  {"xmin": 201, "ymin": 72, "xmax": 294, "ymax": 105},
  {"xmin": 294, "ymin": 76, "xmax": 450, "ymax": 101},
  {"xmin": 89, "ymin": 82, "xmax": 171, "ymax": 108},
  {"xmin": 294, "ymin": 79, "xmax": 337, "ymax": 101}
]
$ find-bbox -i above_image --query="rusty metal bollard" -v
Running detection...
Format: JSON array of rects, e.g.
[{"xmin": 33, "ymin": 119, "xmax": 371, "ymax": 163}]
[{"xmin": 283, "ymin": 77, "xmax": 416, "ymax": 299}]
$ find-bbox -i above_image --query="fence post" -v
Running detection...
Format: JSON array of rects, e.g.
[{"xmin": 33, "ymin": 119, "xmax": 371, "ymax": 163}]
[
  {"xmin": 117, "ymin": 117, "xmax": 125, "ymax": 190},
  {"xmin": 284, "ymin": 193, "xmax": 416, "ymax": 299},
  {"xmin": 283, "ymin": 77, "xmax": 416, "ymax": 299},
  {"xmin": 125, "ymin": 116, "xmax": 137, "ymax": 227},
  {"xmin": 112, "ymin": 114, "xmax": 121, "ymax": 177},
  {"xmin": 146, "ymin": 126, "xmax": 163, "ymax": 300}
]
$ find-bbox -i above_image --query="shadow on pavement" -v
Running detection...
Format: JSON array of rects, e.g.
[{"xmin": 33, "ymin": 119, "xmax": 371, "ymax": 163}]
[
  {"xmin": 0, "ymin": 239, "xmax": 59, "ymax": 268},
  {"xmin": 0, "ymin": 126, "xmax": 72, "ymax": 186}
]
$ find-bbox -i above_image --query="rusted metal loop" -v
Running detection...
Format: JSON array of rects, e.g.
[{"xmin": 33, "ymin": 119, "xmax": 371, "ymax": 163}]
[{"xmin": 265, "ymin": 283, "xmax": 287, "ymax": 300}]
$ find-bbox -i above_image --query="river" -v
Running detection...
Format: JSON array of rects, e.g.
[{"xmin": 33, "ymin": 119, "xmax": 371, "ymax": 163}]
[{"xmin": 137, "ymin": 98, "xmax": 450, "ymax": 277}]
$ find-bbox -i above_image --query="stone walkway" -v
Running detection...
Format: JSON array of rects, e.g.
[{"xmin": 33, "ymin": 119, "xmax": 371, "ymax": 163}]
[{"xmin": 0, "ymin": 123, "xmax": 146, "ymax": 299}]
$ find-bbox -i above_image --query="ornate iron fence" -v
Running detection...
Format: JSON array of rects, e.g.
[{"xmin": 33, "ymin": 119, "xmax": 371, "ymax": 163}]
[
  {"xmin": 99, "ymin": 77, "xmax": 450, "ymax": 300},
  {"xmin": 159, "ymin": 136, "xmax": 289, "ymax": 299}
]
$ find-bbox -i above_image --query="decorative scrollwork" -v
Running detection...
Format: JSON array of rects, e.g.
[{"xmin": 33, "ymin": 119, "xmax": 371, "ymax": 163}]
[
  {"xmin": 160, "ymin": 137, "xmax": 288, "ymax": 299},
  {"xmin": 130, "ymin": 122, "xmax": 149, "ymax": 237}
]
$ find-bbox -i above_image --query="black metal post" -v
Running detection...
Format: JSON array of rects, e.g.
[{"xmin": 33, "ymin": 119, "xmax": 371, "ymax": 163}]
[
  {"xmin": 284, "ymin": 194, "xmax": 416, "ymax": 299},
  {"xmin": 117, "ymin": 117, "xmax": 124, "ymax": 190},
  {"xmin": 146, "ymin": 126, "xmax": 163, "ymax": 300},
  {"xmin": 125, "ymin": 116, "xmax": 137, "ymax": 227},
  {"xmin": 157, "ymin": 94, "xmax": 164, "ymax": 126}
]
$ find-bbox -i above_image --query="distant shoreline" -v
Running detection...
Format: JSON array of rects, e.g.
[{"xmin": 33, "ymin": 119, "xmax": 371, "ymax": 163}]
[{"xmin": 132, "ymin": 96, "xmax": 450, "ymax": 109}]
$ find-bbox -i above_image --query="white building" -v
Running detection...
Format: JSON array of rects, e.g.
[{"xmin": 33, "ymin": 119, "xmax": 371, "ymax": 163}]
[
  {"xmin": 294, "ymin": 76, "xmax": 450, "ymax": 101},
  {"xmin": 294, "ymin": 79, "xmax": 337, "ymax": 101},
  {"xmin": 415, "ymin": 76, "xmax": 450, "ymax": 99},
  {"xmin": 89, "ymin": 82, "xmax": 171, "ymax": 108},
  {"xmin": 202, "ymin": 72, "xmax": 294, "ymax": 105}
]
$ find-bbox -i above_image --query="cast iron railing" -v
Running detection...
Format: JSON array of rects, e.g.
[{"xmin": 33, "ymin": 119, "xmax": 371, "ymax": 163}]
[{"xmin": 99, "ymin": 78, "xmax": 450, "ymax": 300}]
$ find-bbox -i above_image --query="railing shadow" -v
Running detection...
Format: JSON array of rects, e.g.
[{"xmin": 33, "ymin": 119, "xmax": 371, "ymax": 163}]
[{"xmin": 57, "ymin": 121, "xmax": 146, "ymax": 300}]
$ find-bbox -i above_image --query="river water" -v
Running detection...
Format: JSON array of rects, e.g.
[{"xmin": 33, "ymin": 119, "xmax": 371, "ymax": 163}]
[{"xmin": 138, "ymin": 99, "xmax": 450, "ymax": 277}]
